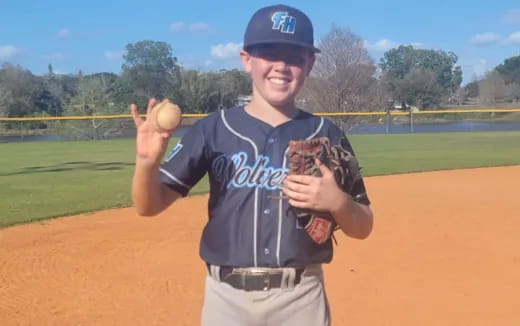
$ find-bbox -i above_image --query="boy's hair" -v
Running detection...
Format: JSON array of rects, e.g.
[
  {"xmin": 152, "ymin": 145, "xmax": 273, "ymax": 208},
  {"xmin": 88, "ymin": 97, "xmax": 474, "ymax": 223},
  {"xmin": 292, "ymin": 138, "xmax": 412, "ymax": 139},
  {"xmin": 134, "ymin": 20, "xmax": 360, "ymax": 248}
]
[{"xmin": 243, "ymin": 4, "xmax": 320, "ymax": 53}]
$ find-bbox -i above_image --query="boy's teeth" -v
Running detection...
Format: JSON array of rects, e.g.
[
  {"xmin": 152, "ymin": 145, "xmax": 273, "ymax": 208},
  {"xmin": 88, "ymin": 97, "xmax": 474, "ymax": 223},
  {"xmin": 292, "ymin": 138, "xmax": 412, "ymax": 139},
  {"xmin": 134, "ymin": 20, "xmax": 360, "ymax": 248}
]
[{"xmin": 270, "ymin": 78, "xmax": 287, "ymax": 84}]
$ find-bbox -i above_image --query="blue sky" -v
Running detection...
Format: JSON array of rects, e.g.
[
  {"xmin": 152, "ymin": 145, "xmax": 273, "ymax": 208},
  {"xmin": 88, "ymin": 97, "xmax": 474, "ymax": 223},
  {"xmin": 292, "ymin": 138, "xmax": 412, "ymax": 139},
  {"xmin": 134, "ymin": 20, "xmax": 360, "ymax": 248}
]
[{"xmin": 1, "ymin": 0, "xmax": 520, "ymax": 84}]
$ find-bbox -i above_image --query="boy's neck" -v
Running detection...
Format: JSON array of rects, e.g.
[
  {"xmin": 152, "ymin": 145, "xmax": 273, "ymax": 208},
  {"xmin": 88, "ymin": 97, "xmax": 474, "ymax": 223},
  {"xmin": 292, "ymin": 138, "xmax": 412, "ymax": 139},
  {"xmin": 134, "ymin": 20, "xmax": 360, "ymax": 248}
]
[{"xmin": 245, "ymin": 95, "xmax": 299, "ymax": 127}]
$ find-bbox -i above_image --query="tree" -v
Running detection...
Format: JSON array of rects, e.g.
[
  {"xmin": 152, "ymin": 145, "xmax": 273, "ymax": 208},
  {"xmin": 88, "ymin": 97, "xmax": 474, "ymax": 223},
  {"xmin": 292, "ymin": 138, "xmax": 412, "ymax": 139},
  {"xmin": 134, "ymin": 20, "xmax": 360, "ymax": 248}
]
[
  {"xmin": 178, "ymin": 69, "xmax": 210, "ymax": 113},
  {"xmin": 178, "ymin": 68, "xmax": 251, "ymax": 113},
  {"xmin": 478, "ymin": 70, "xmax": 520, "ymax": 104},
  {"xmin": 0, "ymin": 63, "xmax": 39, "ymax": 117},
  {"xmin": 450, "ymin": 86, "xmax": 467, "ymax": 106},
  {"xmin": 505, "ymin": 83, "xmax": 520, "ymax": 103},
  {"xmin": 0, "ymin": 63, "xmax": 59, "ymax": 130},
  {"xmin": 389, "ymin": 68, "xmax": 444, "ymax": 109},
  {"xmin": 452, "ymin": 66, "xmax": 463, "ymax": 91},
  {"xmin": 464, "ymin": 80, "xmax": 479, "ymax": 98},
  {"xmin": 493, "ymin": 54, "xmax": 520, "ymax": 102},
  {"xmin": 380, "ymin": 45, "xmax": 463, "ymax": 108},
  {"xmin": 209, "ymin": 69, "xmax": 251, "ymax": 111},
  {"xmin": 118, "ymin": 40, "xmax": 181, "ymax": 109},
  {"xmin": 41, "ymin": 74, "xmax": 64, "ymax": 117},
  {"xmin": 478, "ymin": 71, "xmax": 507, "ymax": 105},
  {"xmin": 495, "ymin": 54, "xmax": 520, "ymax": 84},
  {"xmin": 48, "ymin": 63, "xmax": 54, "ymax": 77},
  {"xmin": 300, "ymin": 25, "xmax": 385, "ymax": 131},
  {"xmin": 0, "ymin": 84, "xmax": 12, "ymax": 117},
  {"xmin": 0, "ymin": 85, "xmax": 11, "ymax": 132},
  {"xmin": 62, "ymin": 73, "xmax": 127, "ymax": 139}
]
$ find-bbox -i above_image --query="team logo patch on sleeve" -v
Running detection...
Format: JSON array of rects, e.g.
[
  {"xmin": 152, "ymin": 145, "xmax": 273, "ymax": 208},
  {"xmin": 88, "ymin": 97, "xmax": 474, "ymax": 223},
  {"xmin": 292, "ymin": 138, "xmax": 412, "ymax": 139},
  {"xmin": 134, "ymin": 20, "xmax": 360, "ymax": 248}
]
[{"xmin": 271, "ymin": 12, "xmax": 296, "ymax": 34}]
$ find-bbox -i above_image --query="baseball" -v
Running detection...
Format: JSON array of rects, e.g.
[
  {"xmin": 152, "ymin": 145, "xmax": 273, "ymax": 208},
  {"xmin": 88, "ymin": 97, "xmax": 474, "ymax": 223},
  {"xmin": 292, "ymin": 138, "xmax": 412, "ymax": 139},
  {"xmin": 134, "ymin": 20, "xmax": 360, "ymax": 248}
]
[{"xmin": 151, "ymin": 102, "xmax": 182, "ymax": 132}]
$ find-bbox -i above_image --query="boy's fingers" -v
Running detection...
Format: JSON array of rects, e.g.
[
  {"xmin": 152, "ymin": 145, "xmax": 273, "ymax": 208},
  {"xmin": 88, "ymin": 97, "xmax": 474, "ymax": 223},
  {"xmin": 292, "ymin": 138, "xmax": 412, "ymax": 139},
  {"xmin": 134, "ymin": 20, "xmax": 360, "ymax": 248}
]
[
  {"xmin": 316, "ymin": 158, "xmax": 333, "ymax": 177},
  {"xmin": 283, "ymin": 187, "xmax": 308, "ymax": 202},
  {"xmin": 146, "ymin": 98, "xmax": 158, "ymax": 116},
  {"xmin": 130, "ymin": 104, "xmax": 143, "ymax": 127},
  {"xmin": 285, "ymin": 174, "xmax": 312, "ymax": 185},
  {"xmin": 287, "ymin": 198, "xmax": 310, "ymax": 209},
  {"xmin": 283, "ymin": 179, "xmax": 306, "ymax": 193}
]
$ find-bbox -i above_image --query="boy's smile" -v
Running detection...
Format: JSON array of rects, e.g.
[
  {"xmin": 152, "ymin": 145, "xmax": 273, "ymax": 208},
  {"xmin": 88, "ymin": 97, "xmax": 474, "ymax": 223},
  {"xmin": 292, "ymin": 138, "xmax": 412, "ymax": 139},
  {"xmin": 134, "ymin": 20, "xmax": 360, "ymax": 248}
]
[{"xmin": 269, "ymin": 77, "xmax": 290, "ymax": 86}]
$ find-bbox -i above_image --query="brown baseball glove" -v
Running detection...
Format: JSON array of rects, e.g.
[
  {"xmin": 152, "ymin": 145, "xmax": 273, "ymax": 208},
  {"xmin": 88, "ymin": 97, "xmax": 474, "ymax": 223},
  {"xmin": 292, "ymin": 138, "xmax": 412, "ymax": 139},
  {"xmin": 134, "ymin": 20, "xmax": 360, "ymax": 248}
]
[{"xmin": 287, "ymin": 137, "xmax": 362, "ymax": 244}]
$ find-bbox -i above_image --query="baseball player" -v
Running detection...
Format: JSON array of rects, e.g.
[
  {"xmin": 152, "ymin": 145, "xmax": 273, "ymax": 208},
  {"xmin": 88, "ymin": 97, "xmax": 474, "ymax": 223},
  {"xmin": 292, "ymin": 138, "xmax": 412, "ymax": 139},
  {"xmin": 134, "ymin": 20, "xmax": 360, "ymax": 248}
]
[{"xmin": 131, "ymin": 4, "xmax": 373, "ymax": 326}]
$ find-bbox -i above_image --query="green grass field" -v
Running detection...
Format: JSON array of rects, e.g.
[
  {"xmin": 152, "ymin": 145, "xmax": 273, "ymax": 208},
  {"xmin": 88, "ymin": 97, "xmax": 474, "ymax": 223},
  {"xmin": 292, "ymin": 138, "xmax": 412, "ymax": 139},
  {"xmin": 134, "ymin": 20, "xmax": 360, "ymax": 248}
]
[{"xmin": 1, "ymin": 131, "xmax": 519, "ymax": 227}]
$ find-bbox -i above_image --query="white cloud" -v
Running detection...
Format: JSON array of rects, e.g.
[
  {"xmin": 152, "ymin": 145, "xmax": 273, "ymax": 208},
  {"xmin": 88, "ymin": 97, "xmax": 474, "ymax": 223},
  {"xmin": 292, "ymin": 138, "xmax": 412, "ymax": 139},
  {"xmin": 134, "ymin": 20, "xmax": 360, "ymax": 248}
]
[
  {"xmin": 41, "ymin": 52, "xmax": 65, "ymax": 61},
  {"xmin": 170, "ymin": 21, "xmax": 210, "ymax": 33},
  {"xmin": 505, "ymin": 31, "xmax": 520, "ymax": 44},
  {"xmin": 470, "ymin": 32, "xmax": 502, "ymax": 45},
  {"xmin": 502, "ymin": 9, "xmax": 520, "ymax": 24},
  {"xmin": 364, "ymin": 39, "xmax": 397, "ymax": 52},
  {"xmin": 104, "ymin": 50, "xmax": 124, "ymax": 61},
  {"xmin": 0, "ymin": 45, "xmax": 20, "ymax": 60},
  {"xmin": 211, "ymin": 42, "xmax": 242, "ymax": 59},
  {"xmin": 189, "ymin": 22, "xmax": 210, "ymax": 33},
  {"xmin": 57, "ymin": 28, "xmax": 71, "ymax": 38},
  {"xmin": 170, "ymin": 22, "xmax": 186, "ymax": 32},
  {"xmin": 468, "ymin": 31, "xmax": 520, "ymax": 46}
]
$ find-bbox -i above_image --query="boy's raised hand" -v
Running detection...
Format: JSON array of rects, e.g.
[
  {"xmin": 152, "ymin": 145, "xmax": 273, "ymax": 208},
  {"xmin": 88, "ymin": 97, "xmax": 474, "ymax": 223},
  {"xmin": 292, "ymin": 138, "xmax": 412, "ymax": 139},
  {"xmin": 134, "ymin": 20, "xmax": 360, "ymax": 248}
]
[{"xmin": 131, "ymin": 98, "xmax": 175, "ymax": 167}]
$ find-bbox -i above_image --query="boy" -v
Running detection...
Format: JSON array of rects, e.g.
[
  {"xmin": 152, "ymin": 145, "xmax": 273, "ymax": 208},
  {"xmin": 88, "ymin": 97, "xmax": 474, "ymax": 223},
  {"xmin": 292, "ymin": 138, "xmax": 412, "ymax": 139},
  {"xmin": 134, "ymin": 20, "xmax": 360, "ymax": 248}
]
[{"xmin": 131, "ymin": 4, "xmax": 373, "ymax": 325}]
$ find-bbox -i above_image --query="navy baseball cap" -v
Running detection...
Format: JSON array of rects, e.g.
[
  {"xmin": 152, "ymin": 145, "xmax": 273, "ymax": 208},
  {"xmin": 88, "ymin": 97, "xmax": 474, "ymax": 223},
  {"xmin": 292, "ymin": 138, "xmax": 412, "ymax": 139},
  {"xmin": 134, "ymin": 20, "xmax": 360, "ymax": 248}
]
[{"xmin": 243, "ymin": 4, "xmax": 321, "ymax": 53}]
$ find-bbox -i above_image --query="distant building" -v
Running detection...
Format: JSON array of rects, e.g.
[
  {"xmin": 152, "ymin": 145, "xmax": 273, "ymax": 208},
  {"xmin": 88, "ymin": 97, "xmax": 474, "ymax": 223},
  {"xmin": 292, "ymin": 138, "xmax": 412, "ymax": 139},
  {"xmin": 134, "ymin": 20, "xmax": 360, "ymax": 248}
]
[{"xmin": 390, "ymin": 101, "xmax": 419, "ymax": 112}]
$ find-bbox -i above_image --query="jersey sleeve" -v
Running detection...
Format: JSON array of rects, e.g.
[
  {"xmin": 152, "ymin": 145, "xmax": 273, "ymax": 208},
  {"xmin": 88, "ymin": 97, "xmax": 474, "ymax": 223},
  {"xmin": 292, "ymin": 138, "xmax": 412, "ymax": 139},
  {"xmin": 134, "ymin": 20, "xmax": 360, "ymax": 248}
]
[
  {"xmin": 329, "ymin": 125, "xmax": 371, "ymax": 206},
  {"xmin": 159, "ymin": 120, "xmax": 208, "ymax": 197}
]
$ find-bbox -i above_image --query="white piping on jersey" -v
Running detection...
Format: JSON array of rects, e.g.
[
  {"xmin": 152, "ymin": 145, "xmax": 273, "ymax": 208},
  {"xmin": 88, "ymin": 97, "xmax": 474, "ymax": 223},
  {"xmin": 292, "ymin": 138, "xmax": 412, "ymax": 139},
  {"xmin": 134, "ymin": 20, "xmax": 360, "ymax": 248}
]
[
  {"xmin": 159, "ymin": 168, "xmax": 191, "ymax": 189},
  {"xmin": 221, "ymin": 110, "xmax": 260, "ymax": 267},
  {"xmin": 220, "ymin": 110, "xmax": 259, "ymax": 158},
  {"xmin": 276, "ymin": 117, "xmax": 324, "ymax": 267}
]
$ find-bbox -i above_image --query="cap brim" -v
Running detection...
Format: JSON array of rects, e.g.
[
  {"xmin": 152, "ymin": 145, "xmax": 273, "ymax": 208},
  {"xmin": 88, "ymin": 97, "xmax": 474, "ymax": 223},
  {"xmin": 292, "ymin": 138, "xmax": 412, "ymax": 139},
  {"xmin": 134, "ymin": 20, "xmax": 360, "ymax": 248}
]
[{"xmin": 244, "ymin": 40, "xmax": 321, "ymax": 53}]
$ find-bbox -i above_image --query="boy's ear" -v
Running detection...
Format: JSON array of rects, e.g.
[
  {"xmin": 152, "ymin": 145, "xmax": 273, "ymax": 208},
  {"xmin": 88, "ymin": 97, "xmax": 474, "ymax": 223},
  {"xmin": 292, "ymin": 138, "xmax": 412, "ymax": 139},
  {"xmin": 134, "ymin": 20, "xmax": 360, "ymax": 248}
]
[{"xmin": 240, "ymin": 50, "xmax": 252, "ymax": 73}]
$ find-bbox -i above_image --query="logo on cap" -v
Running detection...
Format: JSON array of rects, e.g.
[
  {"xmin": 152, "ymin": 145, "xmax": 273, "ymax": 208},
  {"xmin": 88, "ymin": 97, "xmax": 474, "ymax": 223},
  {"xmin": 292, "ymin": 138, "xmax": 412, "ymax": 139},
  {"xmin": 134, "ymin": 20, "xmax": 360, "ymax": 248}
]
[{"xmin": 271, "ymin": 12, "xmax": 296, "ymax": 34}]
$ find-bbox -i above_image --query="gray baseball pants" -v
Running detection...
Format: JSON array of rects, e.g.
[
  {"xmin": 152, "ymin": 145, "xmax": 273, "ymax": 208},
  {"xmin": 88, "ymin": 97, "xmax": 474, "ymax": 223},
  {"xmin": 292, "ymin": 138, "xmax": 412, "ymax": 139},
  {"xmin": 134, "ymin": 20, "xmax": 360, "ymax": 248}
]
[{"xmin": 201, "ymin": 264, "xmax": 331, "ymax": 326}]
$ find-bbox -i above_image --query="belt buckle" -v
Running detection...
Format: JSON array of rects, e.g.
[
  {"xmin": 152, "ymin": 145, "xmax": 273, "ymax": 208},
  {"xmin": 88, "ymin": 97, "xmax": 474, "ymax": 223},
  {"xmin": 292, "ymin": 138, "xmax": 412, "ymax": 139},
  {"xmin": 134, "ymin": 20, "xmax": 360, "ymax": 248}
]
[
  {"xmin": 233, "ymin": 267, "xmax": 281, "ymax": 275},
  {"xmin": 258, "ymin": 274, "xmax": 271, "ymax": 291},
  {"xmin": 233, "ymin": 268, "xmax": 275, "ymax": 291},
  {"xmin": 244, "ymin": 272, "xmax": 270, "ymax": 291}
]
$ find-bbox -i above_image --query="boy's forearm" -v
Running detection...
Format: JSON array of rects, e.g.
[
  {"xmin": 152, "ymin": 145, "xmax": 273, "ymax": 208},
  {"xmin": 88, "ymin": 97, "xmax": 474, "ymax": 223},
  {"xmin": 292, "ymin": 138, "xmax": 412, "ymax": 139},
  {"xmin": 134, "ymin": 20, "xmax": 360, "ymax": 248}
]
[
  {"xmin": 132, "ymin": 160, "xmax": 167, "ymax": 216},
  {"xmin": 330, "ymin": 194, "xmax": 373, "ymax": 239}
]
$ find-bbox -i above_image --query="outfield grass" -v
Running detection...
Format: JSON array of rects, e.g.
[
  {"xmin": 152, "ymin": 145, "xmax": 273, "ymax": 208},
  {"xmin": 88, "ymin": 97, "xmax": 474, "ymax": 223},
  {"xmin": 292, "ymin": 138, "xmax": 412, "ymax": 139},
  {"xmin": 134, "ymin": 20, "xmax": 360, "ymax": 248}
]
[
  {"xmin": 349, "ymin": 131, "xmax": 520, "ymax": 175},
  {"xmin": 1, "ymin": 131, "xmax": 519, "ymax": 227}
]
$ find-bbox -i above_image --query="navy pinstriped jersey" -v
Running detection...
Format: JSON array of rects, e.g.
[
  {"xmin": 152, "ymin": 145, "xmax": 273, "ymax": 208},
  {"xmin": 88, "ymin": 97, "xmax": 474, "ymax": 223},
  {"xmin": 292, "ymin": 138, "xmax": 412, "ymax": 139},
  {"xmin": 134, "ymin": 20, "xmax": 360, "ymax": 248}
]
[{"xmin": 159, "ymin": 106, "xmax": 370, "ymax": 268}]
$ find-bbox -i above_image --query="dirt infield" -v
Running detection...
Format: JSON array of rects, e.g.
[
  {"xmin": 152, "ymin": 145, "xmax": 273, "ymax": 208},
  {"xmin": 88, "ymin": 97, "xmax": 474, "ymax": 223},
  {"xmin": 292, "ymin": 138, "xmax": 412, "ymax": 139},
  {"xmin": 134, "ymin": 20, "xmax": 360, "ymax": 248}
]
[{"xmin": 1, "ymin": 166, "xmax": 519, "ymax": 325}]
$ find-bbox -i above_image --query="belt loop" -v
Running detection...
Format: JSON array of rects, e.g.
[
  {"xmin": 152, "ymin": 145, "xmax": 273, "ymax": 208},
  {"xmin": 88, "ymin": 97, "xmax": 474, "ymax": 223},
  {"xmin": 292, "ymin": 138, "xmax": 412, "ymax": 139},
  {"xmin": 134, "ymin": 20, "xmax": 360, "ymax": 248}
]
[
  {"xmin": 286, "ymin": 268, "xmax": 296, "ymax": 289},
  {"xmin": 280, "ymin": 268, "xmax": 288, "ymax": 289},
  {"xmin": 209, "ymin": 265, "xmax": 221, "ymax": 282}
]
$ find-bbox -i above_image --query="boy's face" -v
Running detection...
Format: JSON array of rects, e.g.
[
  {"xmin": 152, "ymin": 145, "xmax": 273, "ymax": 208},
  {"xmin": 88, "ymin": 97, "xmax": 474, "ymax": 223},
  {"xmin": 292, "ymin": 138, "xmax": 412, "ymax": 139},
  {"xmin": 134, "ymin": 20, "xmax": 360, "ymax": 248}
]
[{"xmin": 240, "ymin": 44, "xmax": 315, "ymax": 108}]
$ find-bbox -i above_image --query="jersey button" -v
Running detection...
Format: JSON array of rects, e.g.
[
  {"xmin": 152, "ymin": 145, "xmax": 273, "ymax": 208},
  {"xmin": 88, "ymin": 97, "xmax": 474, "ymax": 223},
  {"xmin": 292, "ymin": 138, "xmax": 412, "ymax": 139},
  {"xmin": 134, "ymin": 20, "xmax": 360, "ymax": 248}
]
[
  {"xmin": 264, "ymin": 248, "xmax": 270, "ymax": 255},
  {"xmin": 268, "ymin": 137, "xmax": 275, "ymax": 144},
  {"xmin": 263, "ymin": 208, "xmax": 271, "ymax": 215}
]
